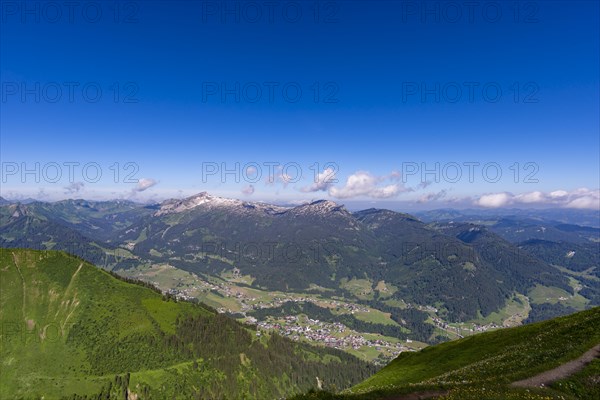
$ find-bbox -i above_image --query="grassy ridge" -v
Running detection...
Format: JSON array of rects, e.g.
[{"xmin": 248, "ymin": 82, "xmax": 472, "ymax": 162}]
[
  {"xmin": 352, "ymin": 307, "xmax": 599, "ymax": 392},
  {"xmin": 292, "ymin": 307, "xmax": 600, "ymax": 399},
  {"xmin": 0, "ymin": 248, "xmax": 374, "ymax": 399},
  {"xmin": 0, "ymin": 248, "xmax": 208, "ymax": 398}
]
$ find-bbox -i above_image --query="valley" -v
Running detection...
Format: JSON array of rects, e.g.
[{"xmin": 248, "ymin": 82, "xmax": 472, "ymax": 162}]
[
  {"xmin": 1, "ymin": 195, "xmax": 597, "ymax": 367},
  {"xmin": 1, "ymin": 196, "xmax": 598, "ymax": 399},
  {"xmin": 120, "ymin": 263, "xmax": 427, "ymax": 364},
  {"xmin": 119, "ymin": 260, "xmax": 576, "ymax": 365}
]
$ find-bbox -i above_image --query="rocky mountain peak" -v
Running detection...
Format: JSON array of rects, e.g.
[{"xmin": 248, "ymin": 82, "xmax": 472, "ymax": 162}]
[{"xmin": 288, "ymin": 199, "xmax": 349, "ymax": 216}]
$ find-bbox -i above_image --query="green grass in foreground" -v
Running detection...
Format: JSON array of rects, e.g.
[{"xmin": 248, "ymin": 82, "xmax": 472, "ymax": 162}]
[{"xmin": 291, "ymin": 307, "xmax": 600, "ymax": 400}]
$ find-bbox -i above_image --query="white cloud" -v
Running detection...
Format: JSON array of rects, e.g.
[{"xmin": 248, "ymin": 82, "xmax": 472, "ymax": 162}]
[
  {"xmin": 64, "ymin": 181, "xmax": 84, "ymax": 195},
  {"xmin": 515, "ymin": 191, "xmax": 545, "ymax": 203},
  {"xmin": 264, "ymin": 168, "xmax": 294, "ymax": 188},
  {"xmin": 549, "ymin": 190, "xmax": 569, "ymax": 199},
  {"xmin": 132, "ymin": 178, "xmax": 158, "ymax": 193},
  {"xmin": 301, "ymin": 167, "xmax": 336, "ymax": 193},
  {"xmin": 476, "ymin": 192, "xmax": 513, "ymax": 208},
  {"xmin": 241, "ymin": 184, "xmax": 255, "ymax": 195},
  {"xmin": 328, "ymin": 171, "xmax": 410, "ymax": 199},
  {"xmin": 374, "ymin": 184, "xmax": 404, "ymax": 198},
  {"xmin": 565, "ymin": 189, "xmax": 600, "ymax": 209},
  {"xmin": 388, "ymin": 170, "xmax": 402, "ymax": 181},
  {"xmin": 280, "ymin": 173, "xmax": 293, "ymax": 186},
  {"xmin": 475, "ymin": 188, "xmax": 600, "ymax": 209}
]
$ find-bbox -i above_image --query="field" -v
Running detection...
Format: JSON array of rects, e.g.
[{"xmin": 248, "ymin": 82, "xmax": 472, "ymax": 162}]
[
  {"xmin": 528, "ymin": 284, "xmax": 589, "ymax": 308},
  {"xmin": 469, "ymin": 293, "xmax": 531, "ymax": 326}
]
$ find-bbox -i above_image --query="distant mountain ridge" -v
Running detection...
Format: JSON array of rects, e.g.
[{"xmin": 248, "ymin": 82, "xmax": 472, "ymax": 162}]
[{"xmin": 415, "ymin": 208, "xmax": 600, "ymax": 229}]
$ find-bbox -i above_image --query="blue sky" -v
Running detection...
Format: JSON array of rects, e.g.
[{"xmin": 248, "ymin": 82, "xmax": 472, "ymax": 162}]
[{"xmin": 1, "ymin": 0, "xmax": 599, "ymax": 210}]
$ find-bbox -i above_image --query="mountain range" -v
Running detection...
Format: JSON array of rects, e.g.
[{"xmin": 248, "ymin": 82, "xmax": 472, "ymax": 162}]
[{"xmin": 1, "ymin": 193, "xmax": 598, "ymax": 339}]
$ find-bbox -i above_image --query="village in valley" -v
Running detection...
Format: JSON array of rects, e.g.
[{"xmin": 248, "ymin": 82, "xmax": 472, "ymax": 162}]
[{"xmin": 122, "ymin": 263, "xmax": 524, "ymax": 364}]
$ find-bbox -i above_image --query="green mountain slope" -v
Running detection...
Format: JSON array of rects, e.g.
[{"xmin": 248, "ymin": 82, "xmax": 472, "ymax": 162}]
[
  {"xmin": 292, "ymin": 307, "xmax": 600, "ymax": 399},
  {"xmin": 0, "ymin": 248, "xmax": 374, "ymax": 399}
]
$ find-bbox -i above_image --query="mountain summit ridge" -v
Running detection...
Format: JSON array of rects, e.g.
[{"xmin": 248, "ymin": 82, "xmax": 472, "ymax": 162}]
[{"xmin": 154, "ymin": 192, "xmax": 349, "ymax": 217}]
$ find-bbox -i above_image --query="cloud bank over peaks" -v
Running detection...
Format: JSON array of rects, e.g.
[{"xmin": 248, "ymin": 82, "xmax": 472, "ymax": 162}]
[{"xmin": 475, "ymin": 188, "xmax": 600, "ymax": 209}]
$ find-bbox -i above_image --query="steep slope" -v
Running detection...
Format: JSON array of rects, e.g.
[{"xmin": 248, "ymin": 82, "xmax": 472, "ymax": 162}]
[{"xmin": 0, "ymin": 248, "xmax": 374, "ymax": 399}]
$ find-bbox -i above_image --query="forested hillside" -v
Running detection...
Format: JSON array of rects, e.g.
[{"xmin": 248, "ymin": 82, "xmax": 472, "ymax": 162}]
[{"xmin": 0, "ymin": 248, "xmax": 374, "ymax": 399}]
